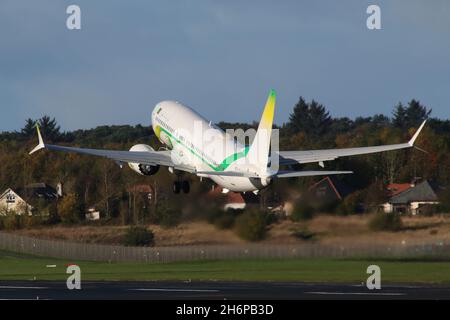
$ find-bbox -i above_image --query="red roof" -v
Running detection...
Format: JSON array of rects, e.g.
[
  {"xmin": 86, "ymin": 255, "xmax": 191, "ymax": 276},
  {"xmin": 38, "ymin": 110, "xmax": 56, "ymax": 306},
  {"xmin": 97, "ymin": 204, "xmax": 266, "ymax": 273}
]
[
  {"xmin": 309, "ymin": 176, "xmax": 342, "ymax": 200},
  {"xmin": 207, "ymin": 186, "xmax": 245, "ymax": 204},
  {"xmin": 386, "ymin": 183, "xmax": 412, "ymax": 197},
  {"xmin": 127, "ymin": 184, "xmax": 154, "ymax": 193},
  {"xmin": 226, "ymin": 191, "xmax": 245, "ymax": 204}
]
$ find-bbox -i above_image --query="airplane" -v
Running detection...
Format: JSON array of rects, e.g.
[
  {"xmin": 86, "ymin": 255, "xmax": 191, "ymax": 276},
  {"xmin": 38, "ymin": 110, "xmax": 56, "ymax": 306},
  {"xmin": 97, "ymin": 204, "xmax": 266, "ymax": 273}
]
[{"xmin": 30, "ymin": 89, "xmax": 426, "ymax": 194}]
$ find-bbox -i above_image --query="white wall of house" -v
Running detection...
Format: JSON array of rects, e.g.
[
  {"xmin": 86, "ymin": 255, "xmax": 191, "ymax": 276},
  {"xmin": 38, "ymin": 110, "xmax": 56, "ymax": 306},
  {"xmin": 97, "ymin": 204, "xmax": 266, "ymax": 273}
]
[
  {"xmin": 85, "ymin": 209, "xmax": 100, "ymax": 221},
  {"xmin": 410, "ymin": 201, "xmax": 440, "ymax": 215},
  {"xmin": 224, "ymin": 203, "xmax": 246, "ymax": 211},
  {"xmin": 382, "ymin": 203, "xmax": 393, "ymax": 213},
  {"xmin": 382, "ymin": 201, "xmax": 439, "ymax": 215},
  {"xmin": 0, "ymin": 189, "xmax": 32, "ymax": 215}
]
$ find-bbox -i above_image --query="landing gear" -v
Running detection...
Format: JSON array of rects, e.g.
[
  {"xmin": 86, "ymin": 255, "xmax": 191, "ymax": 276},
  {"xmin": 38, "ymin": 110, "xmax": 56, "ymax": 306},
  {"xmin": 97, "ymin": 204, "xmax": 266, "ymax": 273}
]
[
  {"xmin": 173, "ymin": 180, "xmax": 190, "ymax": 194},
  {"xmin": 181, "ymin": 180, "xmax": 190, "ymax": 194},
  {"xmin": 173, "ymin": 181, "xmax": 181, "ymax": 194}
]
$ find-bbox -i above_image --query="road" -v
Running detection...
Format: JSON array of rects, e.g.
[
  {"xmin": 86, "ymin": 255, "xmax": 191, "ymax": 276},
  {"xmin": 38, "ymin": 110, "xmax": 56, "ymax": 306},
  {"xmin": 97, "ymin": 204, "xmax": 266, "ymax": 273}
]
[{"xmin": 1, "ymin": 280, "xmax": 450, "ymax": 300}]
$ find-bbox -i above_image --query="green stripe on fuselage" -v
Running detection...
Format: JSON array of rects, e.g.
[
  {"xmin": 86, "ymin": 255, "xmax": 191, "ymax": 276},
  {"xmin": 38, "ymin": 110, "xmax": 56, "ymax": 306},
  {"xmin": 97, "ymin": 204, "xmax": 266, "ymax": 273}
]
[{"xmin": 157, "ymin": 125, "xmax": 249, "ymax": 172}]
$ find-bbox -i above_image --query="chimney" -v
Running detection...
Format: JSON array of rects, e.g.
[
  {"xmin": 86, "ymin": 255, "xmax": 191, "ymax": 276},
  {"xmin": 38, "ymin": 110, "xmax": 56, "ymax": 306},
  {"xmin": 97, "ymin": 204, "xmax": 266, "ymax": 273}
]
[
  {"xmin": 56, "ymin": 182, "xmax": 63, "ymax": 197},
  {"xmin": 411, "ymin": 177, "xmax": 422, "ymax": 188}
]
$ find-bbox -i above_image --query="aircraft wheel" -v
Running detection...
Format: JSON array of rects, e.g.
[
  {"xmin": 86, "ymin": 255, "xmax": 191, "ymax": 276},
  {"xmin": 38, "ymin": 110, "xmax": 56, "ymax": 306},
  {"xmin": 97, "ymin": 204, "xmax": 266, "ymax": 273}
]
[
  {"xmin": 173, "ymin": 181, "xmax": 181, "ymax": 194},
  {"xmin": 182, "ymin": 180, "xmax": 190, "ymax": 194}
]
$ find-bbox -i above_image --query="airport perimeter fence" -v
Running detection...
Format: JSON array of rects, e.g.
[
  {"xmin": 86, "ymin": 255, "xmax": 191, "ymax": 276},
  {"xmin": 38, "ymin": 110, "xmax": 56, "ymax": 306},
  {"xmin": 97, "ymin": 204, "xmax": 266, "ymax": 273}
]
[{"xmin": 0, "ymin": 231, "xmax": 449, "ymax": 263}]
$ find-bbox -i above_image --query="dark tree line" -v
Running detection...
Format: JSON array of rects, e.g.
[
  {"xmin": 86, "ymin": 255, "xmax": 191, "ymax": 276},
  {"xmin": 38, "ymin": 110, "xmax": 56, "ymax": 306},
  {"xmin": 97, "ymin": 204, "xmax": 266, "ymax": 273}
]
[
  {"xmin": 286, "ymin": 97, "xmax": 432, "ymax": 138},
  {"xmin": 20, "ymin": 116, "xmax": 61, "ymax": 141}
]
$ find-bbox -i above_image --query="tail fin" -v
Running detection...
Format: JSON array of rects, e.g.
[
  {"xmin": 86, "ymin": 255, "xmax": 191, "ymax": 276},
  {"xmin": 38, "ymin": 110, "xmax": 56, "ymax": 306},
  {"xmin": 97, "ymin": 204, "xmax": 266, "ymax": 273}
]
[{"xmin": 246, "ymin": 89, "xmax": 276, "ymax": 173}]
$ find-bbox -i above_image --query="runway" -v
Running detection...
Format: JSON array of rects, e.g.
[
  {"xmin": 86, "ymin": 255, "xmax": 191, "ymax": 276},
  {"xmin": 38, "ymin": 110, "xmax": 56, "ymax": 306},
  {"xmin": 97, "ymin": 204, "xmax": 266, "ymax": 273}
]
[{"xmin": 0, "ymin": 280, "xmax": 450, "ymax": 300}]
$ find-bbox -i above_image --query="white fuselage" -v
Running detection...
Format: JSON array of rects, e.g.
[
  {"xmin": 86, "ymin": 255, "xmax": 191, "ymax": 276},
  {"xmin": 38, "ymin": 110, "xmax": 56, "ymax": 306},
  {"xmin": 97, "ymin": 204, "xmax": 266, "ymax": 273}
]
[{"xmin": 151, "ymin": 101, "xmax": 267, "ymax": 192}]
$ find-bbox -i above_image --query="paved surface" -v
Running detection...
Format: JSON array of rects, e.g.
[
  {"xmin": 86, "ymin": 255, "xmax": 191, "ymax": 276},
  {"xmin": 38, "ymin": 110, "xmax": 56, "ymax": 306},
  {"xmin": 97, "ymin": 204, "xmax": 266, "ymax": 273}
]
[{"xmin": 1, "ymin": 281, "xmax": 450, "ymax": 300}]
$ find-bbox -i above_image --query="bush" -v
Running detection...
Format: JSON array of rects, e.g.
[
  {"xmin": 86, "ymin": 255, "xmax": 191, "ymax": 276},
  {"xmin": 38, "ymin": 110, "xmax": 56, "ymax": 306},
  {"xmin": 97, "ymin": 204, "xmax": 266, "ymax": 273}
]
[
  {"xmin": 290, "ymin": 226, "xmax": 316, "ymax": 241},
  {"xmin": 57, "ymin": 193, "xmax": 82, "ymax": 224},
  {"xmin": 204, "ymin": 207, "xmax": 239, "ymax": 230},
  {"xmin": 335, "ymin": 203, "xmax": 349, "ymax": 216},
  {"xmin": 234, "ymin": 209, "xmax": 268, "ymax": 241},
  {"xmin": 155, "ymin": 204, "xmax": 181, "ymax": 228},
  {"xmin": 368, "ymin": 212, "xmax": 403, "ymax": 232},
  {"xmin": 214, "ymin": 214, "xmax": 236, "ymax": 230},
  {"xmin": 1, "ymin": 214, "xmax": 24, "ymax": 230},
  {"xmin": 336, "ymin": 192, "xmax": 362, "ymax": 216},
  {"xmin": 362, "ymin": 182, "xmax": 388, "ymax": 210},
  {"xmin": 437, "ymin": 188, "xmax": 450, "ymax": 214},
  {"xmin": 291, "ymin": 202, "xmax": 314, "ymax": 221},
  {"xmin": 46, "ymin": 203, "xmax": 60, "ymax": 225},
  {"xmin": 436, "ymin": 203, "xmax": 450, "ymax": 214},
  {"xmin": 123, "ymin": 226, "xmax": 155, "ymax": 246},
  {"xmin": 23, "ymin": 215, "xmax": 43, "ymax": 229}
]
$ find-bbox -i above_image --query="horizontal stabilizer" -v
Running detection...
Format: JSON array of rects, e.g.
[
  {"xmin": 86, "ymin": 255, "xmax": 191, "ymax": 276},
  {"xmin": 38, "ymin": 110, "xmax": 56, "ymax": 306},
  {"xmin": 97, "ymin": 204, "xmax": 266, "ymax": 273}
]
[
  {"xmin": 196, "ymin": 171, "xmax": 259, "ymax": 178},
  {"xmin": 196, "ymin": 170, "xmax": 353, "ymax": 178}
]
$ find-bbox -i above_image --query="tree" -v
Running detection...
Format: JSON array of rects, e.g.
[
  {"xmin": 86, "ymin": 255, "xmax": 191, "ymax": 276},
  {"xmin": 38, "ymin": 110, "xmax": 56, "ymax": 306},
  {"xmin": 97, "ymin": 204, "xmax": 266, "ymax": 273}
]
[
  {"xmin": 20, "ymin": 118, "xmax": 36, "ymax": 138},
  {"xmin": 329, "ymin": 117, "xmax": 354, "ymax": 135},
  {"xmin": 393, "ymin": 100, "xmax": 431, "ymax": 129},
  {"xmin": 405, "ymin": 99, "xmax": 431, "ymax": 127},
  {"xmin": 38, "ymin": 115, "xmax": 61, "ymax": 141},
  {"xmin": 234, "ymin": 209, "xmax": 268, "ymax": 241},
  {"xmin": 392, "ymin": 103, "xmax": 407, "ymax": 128},
  {"xmin": 291, "ymin": 201, "xmax": 315, "ymax": 221},
  {"xmin": 287, "ymin": 97, "xmax": 331, "ymax": 136},
  {"xmin": 57, "ymin": 193, "xmax": 82, "ymax": 224},
  {"xmin": 100, "ymin": 159, "xmax": 122, "ymax": 219},
  {"xmin": 371, "ymin": 114, "xmax": 391, "ymax": 127},
  {"xmin": 362, "ymin": 181, "xmax": 388, "ymax": 211},
  {"xmin": 369, "ymin": 212, "xmax": 402, "ymax": 232}
]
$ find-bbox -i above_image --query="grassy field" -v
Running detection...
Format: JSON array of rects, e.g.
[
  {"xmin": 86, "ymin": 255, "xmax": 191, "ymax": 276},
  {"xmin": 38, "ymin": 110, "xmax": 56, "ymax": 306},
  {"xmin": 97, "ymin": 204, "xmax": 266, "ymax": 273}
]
[
  {"xmin": 12, "ymin": 215, "xmax": 450, "ymax": 247},
  {"xmin": 1, "ymin": 250, "xmax": 450, "ymax": 283}
]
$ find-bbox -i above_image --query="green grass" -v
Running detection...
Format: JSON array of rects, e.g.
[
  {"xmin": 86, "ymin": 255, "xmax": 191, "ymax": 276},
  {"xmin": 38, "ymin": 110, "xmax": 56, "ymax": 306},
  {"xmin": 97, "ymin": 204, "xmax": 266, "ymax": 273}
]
[{"xmin": 1, "ymin": 250, "xmax": 450, "ymax": 283}]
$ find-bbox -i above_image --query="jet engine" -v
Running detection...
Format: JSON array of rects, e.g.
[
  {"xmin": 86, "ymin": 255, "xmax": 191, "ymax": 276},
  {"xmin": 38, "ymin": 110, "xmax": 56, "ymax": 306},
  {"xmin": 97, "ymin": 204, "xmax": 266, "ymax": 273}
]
[{"xmin": 128, "ymin": 144, "xmax": 160, "ymax": 176}]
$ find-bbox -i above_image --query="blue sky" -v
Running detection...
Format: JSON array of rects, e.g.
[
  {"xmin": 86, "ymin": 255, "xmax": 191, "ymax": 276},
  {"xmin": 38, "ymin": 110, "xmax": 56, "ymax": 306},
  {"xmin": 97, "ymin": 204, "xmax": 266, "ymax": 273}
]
[{"xmin": 1, "ymin": 0, "xmax": 449, "ymax": 131}]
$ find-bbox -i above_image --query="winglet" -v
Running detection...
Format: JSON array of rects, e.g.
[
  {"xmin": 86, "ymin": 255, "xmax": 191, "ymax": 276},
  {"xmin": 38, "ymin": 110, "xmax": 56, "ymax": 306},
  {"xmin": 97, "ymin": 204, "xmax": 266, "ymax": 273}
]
[
  {"xmin": 29, "ymin": 123, "xmax": 45, "ymax": 155},
  {"xmin": 408, "ymin": 120, "xmax": 427, "ymax": 146}
]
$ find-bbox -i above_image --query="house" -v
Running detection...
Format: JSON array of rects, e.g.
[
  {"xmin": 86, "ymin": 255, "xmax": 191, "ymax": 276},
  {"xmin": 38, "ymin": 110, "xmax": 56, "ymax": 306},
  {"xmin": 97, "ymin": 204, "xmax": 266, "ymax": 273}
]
[
  {"xmin": 382, "ymin": 180, "xmax": 440, "ymax": 215},
  {"xmin": 224, "ymin": 192, "xmax": 246, "ymax": 210},
  {"xmin": 386, "ymin": 183, "xmax": 413, "ymax": 197},
  {"xmin": 85, "ymin": 208, "xmax": 101, "ymax": 221},
  {"xmin": 207, "ymin": 186, "xmax": 246, "ymax": 210},
  {"xmin": 0, "ymin": 183, "xmax": 59, "ymax": 216},
  {"xmin": 0, "ymin": 188, "xmax": 32, "ymax": 215},
  {"xmin": 127, "ymin": 184, "xmax": 154, "ymax": 201},
  {"xmin": 18, "ymin": 183, "xmax": 59, "ymax": 201},
  {"xmin": 307, "ymin": 176, "xmax": 353, "ymax": 206}
]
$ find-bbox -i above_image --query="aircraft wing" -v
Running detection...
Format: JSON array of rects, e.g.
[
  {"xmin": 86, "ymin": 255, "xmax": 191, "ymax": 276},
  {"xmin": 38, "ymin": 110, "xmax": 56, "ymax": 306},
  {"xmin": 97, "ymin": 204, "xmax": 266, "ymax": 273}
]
[
  {"xmin": 29, "ymin": 126, "xmax": 195, "ymax": 173},
  {"xmin": 278, "ymin": 120, "xmax": 426, "ymax": 166}
]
